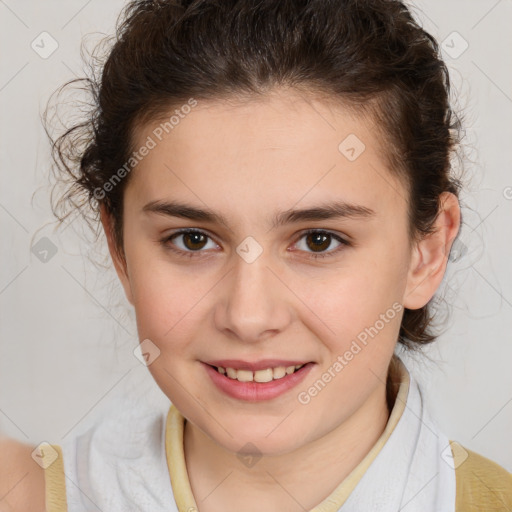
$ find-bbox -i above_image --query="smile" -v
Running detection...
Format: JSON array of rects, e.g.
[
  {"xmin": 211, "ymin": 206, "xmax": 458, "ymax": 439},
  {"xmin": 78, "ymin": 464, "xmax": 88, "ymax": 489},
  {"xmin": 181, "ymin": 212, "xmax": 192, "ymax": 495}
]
[{"xmin": 202, "ymin": 361, "xmax": 314, "ymax": 402}]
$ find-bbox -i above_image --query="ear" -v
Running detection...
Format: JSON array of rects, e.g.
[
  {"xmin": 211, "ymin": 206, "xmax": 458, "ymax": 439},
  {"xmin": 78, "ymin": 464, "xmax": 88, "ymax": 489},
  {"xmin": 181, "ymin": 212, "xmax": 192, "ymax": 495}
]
[
  {"xmin": 99, "ymin": 204, "xmax": 134, "ymax": 306},
  {"xmin": 403, "ymin": 192, "xmax": 461, "ymax": 309}
]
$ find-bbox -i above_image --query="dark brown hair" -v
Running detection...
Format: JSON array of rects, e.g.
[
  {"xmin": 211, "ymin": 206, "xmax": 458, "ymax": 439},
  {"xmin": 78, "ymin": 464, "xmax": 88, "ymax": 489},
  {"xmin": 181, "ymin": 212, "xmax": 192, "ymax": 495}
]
[{"xmin": 45, "ymin": 0, "xmax": 465, "ymax": 353}]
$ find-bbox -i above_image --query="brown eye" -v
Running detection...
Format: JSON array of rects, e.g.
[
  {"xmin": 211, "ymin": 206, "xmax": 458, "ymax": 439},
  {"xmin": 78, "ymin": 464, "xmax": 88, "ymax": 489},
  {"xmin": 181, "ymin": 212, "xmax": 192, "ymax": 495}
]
[
  {"xmin": 181, "ymin": 231, "xmax": 208, "ymax": 250},
  {"xmin": 305, "ymin": 232, "xmax": 331, "ymax": 252},
  {"xmin": 161, "ymin": 229, "xmax": 217, "ymax": 256},
  {"xmin": 293, "ymin": 229, "xmax": 349, "ymax": 259}
]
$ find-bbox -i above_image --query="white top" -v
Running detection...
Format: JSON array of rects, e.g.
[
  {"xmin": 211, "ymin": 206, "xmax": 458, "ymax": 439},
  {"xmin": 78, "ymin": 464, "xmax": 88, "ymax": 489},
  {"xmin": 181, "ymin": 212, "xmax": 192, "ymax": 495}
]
[{"xmin": 45, "ymin": 356, "xmax": 457, "ymax": 511}]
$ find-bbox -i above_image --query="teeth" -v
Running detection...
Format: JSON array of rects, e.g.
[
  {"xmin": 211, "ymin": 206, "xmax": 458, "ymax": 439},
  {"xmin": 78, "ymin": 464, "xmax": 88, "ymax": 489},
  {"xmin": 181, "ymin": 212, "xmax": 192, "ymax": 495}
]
[
  {"xmin": 272, "ymin": 366, "xmax": 286, "ymax": 379},
  {"xmin": 254, "ymin": 368, "xmax": 273, "ymax": 383},
  {"xmin": 236, "ymin": 369, "xmax": 253, "ymax": 382},
  {"xmin": 217, "ymin": 364, "xmax": 305, "ymax": 382}
]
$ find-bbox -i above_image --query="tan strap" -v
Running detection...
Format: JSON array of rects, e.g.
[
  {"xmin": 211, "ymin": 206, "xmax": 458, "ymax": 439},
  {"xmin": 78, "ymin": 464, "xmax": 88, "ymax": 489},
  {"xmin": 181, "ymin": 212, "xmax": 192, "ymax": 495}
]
[
  {"xmin": 42, "ymin": 443, "xmax": 68, "ymax": 512},
  {"xmin": 451, "ymin": 440, "xmax": 512, "ymax": 511}
]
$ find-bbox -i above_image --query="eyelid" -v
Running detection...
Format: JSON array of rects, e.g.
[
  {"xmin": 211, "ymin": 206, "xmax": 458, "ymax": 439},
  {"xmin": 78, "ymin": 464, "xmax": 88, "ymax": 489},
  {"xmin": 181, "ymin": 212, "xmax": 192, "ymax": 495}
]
[{"xmin": 292, "ymin": 228, "xmax": 349, "ymax": 245}]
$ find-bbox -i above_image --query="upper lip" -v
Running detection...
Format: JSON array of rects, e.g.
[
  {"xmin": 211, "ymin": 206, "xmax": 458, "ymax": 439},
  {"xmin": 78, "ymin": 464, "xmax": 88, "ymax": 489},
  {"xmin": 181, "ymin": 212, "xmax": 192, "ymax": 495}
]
[{"xmin": 204, "ymin": 359, "xmax": 311, "ymax": 371}]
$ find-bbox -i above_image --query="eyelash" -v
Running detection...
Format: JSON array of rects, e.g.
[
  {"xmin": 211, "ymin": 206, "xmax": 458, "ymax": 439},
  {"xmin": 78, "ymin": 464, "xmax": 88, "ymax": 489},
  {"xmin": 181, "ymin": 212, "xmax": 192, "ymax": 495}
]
[{"xmin": 159, "ymin": 228, "xmax": 350, "ymax": 260}]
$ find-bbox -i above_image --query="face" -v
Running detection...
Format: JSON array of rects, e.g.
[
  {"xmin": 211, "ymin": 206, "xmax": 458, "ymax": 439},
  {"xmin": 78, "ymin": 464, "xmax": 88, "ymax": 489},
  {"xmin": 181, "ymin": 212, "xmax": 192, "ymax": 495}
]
[{"xmin": 101, "ymin": 87, "xmax": 453, "ymax": 456}]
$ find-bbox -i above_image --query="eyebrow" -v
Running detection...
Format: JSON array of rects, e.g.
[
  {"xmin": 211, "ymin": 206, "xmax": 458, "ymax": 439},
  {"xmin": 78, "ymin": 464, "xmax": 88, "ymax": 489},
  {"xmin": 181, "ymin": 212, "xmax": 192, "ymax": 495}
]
[{"xmin": 142, "ymin": 199, "xmax": 376, "ymax": 229}]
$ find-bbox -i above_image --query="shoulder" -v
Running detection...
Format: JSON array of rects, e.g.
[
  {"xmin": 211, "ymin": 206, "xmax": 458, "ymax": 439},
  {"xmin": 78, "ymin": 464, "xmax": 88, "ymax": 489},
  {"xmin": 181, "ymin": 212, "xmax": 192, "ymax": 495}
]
[
  {"xmin": 450, "ymin": 440, "xmax": 512, "ymax": 511},
  {"xmin": 0, "ymin": 437, "xmax": 46, "ymax": 512}
]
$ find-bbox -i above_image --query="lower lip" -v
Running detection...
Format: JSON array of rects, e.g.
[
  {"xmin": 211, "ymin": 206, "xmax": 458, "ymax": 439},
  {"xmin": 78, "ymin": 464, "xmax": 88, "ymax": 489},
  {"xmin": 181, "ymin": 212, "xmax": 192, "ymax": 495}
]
[{"xmin": 202, "ymin": 362, "xmax": 314, "ymax": 402}]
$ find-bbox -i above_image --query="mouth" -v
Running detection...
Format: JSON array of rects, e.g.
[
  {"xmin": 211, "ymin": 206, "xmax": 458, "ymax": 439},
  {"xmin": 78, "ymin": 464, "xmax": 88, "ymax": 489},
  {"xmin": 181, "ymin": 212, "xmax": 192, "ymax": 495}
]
[{"xmin": 202, "ymin": 360, "xmax": 314, "ymax": 402}]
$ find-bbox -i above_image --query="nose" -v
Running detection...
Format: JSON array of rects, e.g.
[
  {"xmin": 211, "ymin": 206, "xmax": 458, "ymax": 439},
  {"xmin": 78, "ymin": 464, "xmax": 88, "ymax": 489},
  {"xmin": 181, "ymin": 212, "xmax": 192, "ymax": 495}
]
[{"xmin": 214, "ymin": 248, "xmax": 292, "ymax": 343}]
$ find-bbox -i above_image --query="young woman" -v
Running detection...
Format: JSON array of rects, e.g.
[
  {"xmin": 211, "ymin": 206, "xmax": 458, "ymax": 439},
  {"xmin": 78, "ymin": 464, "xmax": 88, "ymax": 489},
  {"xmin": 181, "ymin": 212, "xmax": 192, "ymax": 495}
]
[{"xmin": 1, "ymin": 0, "xmax": 511, "ymax": 511}]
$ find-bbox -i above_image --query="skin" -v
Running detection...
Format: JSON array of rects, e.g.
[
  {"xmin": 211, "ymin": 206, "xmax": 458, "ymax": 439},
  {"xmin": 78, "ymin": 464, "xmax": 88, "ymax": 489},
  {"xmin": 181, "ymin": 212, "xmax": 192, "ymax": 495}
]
[
  {"xmin": 0, "ymin": 437, "xmax": 45, "ymax": 512},
  {"xmin": 98, "ymin": 87, "xmax": 460, "ymax": 511}
]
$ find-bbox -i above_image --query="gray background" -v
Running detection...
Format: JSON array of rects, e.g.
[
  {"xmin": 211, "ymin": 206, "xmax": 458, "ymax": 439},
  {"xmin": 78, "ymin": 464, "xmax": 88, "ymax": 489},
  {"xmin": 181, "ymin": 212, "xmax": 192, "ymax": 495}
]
[{"xmin": 1, "ymin": 0, "xmax": 511, "ymax": 472}]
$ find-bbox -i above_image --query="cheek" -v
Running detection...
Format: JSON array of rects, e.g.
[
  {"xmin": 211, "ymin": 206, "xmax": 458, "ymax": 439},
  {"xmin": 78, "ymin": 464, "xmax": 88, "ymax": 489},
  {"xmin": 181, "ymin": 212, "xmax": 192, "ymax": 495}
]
[
  {"xmin": 128, "ymin": 259, "xmax": 197, "ymax": 346},
  {"xmin": 303, "ymin": 250, "xmax": 407, "ymax": 356}
]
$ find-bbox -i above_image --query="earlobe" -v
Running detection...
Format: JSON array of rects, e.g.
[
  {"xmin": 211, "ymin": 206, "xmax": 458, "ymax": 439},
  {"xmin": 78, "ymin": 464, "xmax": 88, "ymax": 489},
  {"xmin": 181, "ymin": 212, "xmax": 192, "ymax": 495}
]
[
  {"xmin": 403, "ymin": 192, "xmax": 461, "ymax": 310},
  {"xmin": 99, "ymin": 204, "xmax": 134, "ymax": 306}
]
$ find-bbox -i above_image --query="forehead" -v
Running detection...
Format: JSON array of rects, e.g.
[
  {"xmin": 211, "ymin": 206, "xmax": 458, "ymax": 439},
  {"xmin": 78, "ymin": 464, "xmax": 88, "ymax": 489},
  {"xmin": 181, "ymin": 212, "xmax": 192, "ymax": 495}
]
[{"xmin": 127, "ymin": 89, "xmax": 407, "ymax": 222}]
